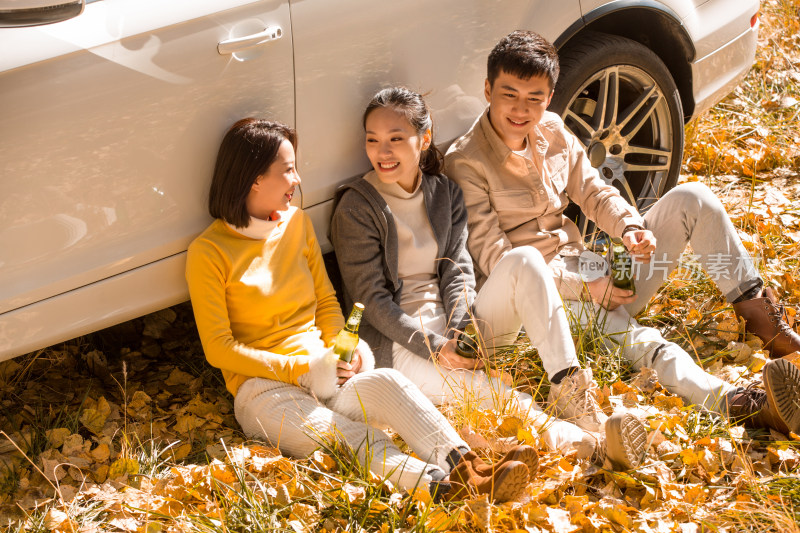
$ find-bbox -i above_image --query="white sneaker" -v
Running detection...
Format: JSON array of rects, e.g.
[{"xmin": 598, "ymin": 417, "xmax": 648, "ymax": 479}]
[{"xmin": 547, "ymin": 368, "xmax": 607, "ymax": 432}]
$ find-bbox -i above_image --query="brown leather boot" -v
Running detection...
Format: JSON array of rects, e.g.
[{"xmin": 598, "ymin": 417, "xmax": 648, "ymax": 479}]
[
  {"xmin": 446, "ymin": 457, "xmax": 529, "ymax": 503},
  {"xmin": 733, "ymin": 288, "xmax": 800, "ymax": 358},
  {"xmin": 727, "ymin": 359, "xmax": 800, "ymax": 434},
  {"xmin": 467, "ymin": 445, "xmax": 539, "ymax": 477}
]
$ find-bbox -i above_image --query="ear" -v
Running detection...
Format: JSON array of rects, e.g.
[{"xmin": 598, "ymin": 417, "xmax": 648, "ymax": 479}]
[
  {"xmin": 545, "ymin": 89, "xmax": 554, "ymax": 109},
  {"xmin": 422, "ymin": 128, "xmax": 432, "ymax": 150},
  {"xmin": 484, "ymin": 78, "xmax": 492, "ymax": 103}
]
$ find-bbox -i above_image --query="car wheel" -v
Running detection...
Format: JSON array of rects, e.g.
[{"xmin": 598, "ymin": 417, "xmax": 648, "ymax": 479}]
[{"xmin": 550, "ymin": 31, "xmax": 684, "ymax": 219}]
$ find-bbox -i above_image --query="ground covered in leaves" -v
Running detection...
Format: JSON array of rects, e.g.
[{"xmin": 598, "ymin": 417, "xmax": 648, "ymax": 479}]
[{"xmin": 3, "ymin": 1, "xmax": 800, "ymax": 531}]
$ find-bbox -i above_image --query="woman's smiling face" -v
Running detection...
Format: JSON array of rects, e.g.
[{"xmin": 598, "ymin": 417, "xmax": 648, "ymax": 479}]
[
  {"xmin": 245, "ymin": 139, "xmax": 300, "ymax": 220},
  {"xmin": 364, "ymin": 106, "xmax": 430, "ymax": 193}
]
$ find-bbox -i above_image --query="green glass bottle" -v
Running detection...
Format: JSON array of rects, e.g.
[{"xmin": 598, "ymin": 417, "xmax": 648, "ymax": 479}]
[
  {"xmin": 455, "ymin": 323, "xmax": 480, "ymax": 358},
  {"xmin": 333, "ymin": 303, "xmax": 364, "ymax": 363},
  {"xmin": 607, "ymin": 238, "xmax": 636, "ymax": 293}
]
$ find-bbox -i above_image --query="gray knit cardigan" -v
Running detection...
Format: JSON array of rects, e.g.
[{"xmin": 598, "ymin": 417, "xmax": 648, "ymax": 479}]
[{"xmin": 329, "ymin": 172, "xmax": 477, "ymax": 369}]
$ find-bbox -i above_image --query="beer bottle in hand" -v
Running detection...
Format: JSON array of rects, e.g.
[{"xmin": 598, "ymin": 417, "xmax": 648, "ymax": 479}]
[
  {"xmin": 455, "ymin": 323, "xmax": 480, "ymax": 358},
  {"xmin": 333, "ymin": 303, "xmax": 364, "ymax": 363},
  {"xmin": 607, "ymin": 238, "xmax": 636, "ymax": 293}
]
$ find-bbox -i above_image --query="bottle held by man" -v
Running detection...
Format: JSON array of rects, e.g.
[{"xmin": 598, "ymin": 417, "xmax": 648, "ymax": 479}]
[
  {"xmin": 333, "ymin": 303, "xmax": 364, "ymax": 363},
  {"xmin": 607, "ymin": 238, "xmax": 635, "ymax": 293}
]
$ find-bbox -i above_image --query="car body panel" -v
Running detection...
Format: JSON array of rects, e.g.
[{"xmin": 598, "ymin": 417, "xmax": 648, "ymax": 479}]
[
  {"xmin": 0, "ymin": 0, "xmax": 294, "ymax": 320},
  {"xmin": 682, "ymin": 0, "xmax": 759, "ymax": 59},
  {"xmin": 0, "ymin": 252, "xmax": 188, "ymax": 359},
  {"xmin": 291, "ymin": 0, "xmax": 580, "ymax": 240},
  {"xmin": 580, "ymin": 0, "xmax": 699, "ymax": 20},
  {"xmin": 690, "ymin": 20, "xmax": 759, "ymax": 117}
]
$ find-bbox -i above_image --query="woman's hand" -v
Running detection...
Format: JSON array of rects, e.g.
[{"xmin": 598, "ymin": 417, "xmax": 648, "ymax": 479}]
[
  {"xmin": 437, "ymin": 338, "xmax": 484, "ymax": 370},
  {"xmin": 336, "ymin": 359, "xmax": 355, "ymax": 385},
  {"xmin": 622, "ymin": 228, "xmax": 657, "ymax": 262},
  {"xmin": 335, "ymin": 346, "xmax": 366, "ymax": 385},
  {"xmin": 585, "ymin": 276, "xmax": 636, "ymax": 310}
]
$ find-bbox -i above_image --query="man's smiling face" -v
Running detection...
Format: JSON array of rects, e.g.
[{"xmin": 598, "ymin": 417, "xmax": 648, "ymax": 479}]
[{"xmin": 485, "ymin": 70, "xmax": 553, "ymax": 151}]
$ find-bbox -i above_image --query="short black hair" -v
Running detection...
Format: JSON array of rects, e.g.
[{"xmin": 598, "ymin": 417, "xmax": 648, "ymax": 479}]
[
  {"xmin": 208, "ymin": 118, "xmax": 297, "ymax": 228},
  {"xmin": 487, "ymin": 30, "xmax": 559, "ymax": 89}
]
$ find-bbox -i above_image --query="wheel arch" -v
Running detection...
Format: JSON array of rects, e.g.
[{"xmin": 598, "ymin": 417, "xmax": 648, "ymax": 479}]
[{"xmin": 554, "ymin": 2, "xmax": 696, "ymax": 122}]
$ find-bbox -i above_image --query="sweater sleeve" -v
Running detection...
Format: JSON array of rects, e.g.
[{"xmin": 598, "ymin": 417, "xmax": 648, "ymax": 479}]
[
  {"xmin": 438, "ymin": 178, "xmax": 477, "ymax": 332},
  {"xmin": 185, "ymin": 237, "xmax": 311, "ymax": 387},
  {"xmin": 445, "ymin": 152, "xmax": 513, "ymax": 279},
  {"xmin": 331, "ymin": 189, "xmax": 448, "ymax": 360},
  {"xmin": 303, "ymin": 213, "xmax": 345, "ymax": 345}
]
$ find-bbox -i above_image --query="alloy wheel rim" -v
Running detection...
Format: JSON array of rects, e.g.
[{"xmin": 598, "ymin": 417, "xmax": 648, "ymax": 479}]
[{"xmin": 560, "ymin": 65, "xmax": 674, "ymax": 210}]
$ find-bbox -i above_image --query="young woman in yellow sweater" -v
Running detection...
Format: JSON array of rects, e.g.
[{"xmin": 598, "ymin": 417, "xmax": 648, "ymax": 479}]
[{"xmin": 185, "ymin": 118, "xmax": 531, "ymax": 502}]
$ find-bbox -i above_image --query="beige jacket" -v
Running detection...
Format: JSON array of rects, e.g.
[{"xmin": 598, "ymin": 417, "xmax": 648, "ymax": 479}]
[{"xmin": 444, "ymin": 108, "xmax": 643, "ymax": 299}]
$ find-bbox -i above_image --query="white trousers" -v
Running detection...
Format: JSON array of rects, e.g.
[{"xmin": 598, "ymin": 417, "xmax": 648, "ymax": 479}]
[
  {"xmin": 393, "ymin": 251, "xmax": 589, "ymax": 455},
  {"xmin": 560, "ymin": 183, "xmax": 756, "ymax": 413},
  {"xmin": 234, "ymin": 368, "xmax": 468, "ymax": 491},
  {"xmin": 474, "ymin": 247, "xmax": 580, "ymax": 378}
]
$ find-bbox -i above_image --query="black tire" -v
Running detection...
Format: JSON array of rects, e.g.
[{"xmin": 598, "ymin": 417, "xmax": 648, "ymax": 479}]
[{"xmin": 549, "ymin": 31, "xmax": 683, "ymax": 233}]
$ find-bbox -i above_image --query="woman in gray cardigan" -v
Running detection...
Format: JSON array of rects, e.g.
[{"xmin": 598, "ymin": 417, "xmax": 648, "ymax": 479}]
[{"xmin": 330, "ymin": 87, "xmax": 647, "ymax": 471}]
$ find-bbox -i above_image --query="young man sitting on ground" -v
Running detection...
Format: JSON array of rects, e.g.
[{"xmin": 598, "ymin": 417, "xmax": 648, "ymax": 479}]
[{"xmin": 444, "ymin": 30, "xmax": 800, "ymax": 435}]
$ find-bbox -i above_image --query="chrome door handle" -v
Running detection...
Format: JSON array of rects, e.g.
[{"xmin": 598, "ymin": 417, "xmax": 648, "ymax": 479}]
[{"xmin": 217, "ymin": 26, "xmax": 283, "ymax": 55}]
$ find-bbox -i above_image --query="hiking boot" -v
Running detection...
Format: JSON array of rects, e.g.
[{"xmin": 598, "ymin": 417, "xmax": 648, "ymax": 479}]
[
  {"xmin": 468, "ymin": 445, "xmax": 539, "ymax": 478},
  {"xmin": 733, "ymin": 288, "xmax": 800, "ymax": 358},
  {"xmin": 547, "ymin": 368, "xmax": 608, "ymax": 432},
  {"xmin": 599, "ymin": 412, "xmax": 649, "ymax": 470},
  {"xmin": 727, "ymin": 358, "xmax": 800, "ymax": 434},
  {"xmin": 446, "ymin": 457, "xmax": 529, "ymax": 503},
  {"xmin": 581, "ymin": 413, "xmax": 648, "ymax": 470}
]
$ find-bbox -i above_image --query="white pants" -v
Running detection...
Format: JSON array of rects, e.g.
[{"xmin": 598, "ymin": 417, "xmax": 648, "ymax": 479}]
[
  {"xmin": 563, "ymin": 299, "xmax": 734, "ymax": 412},
  {"xmin": 393, "ymin": 257, "xmax": 589, "ymax": 455},
  {"xmin": 474, "ymin": 247, "xmax": 580, "ymax": 378},
  {"xmin": 234, "ymin": 368, "xmax": 468, "ymax": 491},
  {"xmin": 560, "ymin": 183, "xmax": 757, "ymax": 413}
]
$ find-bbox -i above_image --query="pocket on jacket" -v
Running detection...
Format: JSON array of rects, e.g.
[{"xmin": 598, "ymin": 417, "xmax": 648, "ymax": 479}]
[
  {"xmin": 489, "ymin": 189, "xmax": 539, "ymax": 232},
  {"xmin": 489, "ymin": 189, "xmax": 535, "ymax": 211}
]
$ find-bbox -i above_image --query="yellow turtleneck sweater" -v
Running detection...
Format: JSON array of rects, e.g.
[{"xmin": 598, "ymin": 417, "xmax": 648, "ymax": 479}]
[{"xmin": 185, "ymin": 207, "xmax": 343, "ymax": 397}]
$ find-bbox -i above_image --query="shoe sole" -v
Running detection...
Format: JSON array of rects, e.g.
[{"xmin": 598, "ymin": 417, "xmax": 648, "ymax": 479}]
[
  {"xmin": 473, "ymin": 446, "xmax": 539, "ymax": 478},
  {"xmin": 763, "ymin": 358, "xmax": 800, "ymax": 434},
  {"xmin": 604, "ymin": 413, "xmax": 648, "ymax": 470},
  {"xmin": 506, "ymin": 446, "xmax": 540, "ymax": 476},
  {"xmin": 490, "ymin": 461, "xmax": 529, "ymax": 503}
]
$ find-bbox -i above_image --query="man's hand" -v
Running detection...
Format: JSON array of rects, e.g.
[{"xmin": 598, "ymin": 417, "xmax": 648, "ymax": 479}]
[
  {"xmin": 437, "ymin": 338, "xmax": 484, "ymax": 370},
  {"xmin": 622, "ymin": 228, "xmax": 656, "ymax": 262},
  {"xmin": 586, "ymin": 276, "xmax": 636, "ymax": 310},
  {"xmin": 336, "ymin": 348, "xmax": 362, "ymax": 385}
]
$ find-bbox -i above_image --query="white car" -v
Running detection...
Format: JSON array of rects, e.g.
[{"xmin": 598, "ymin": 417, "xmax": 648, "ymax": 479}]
[{"xmin": 0, "ymin": 0, "xmax": 759, "ymax": 362}]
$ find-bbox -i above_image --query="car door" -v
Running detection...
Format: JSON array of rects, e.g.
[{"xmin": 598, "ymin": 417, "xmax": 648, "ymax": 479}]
[
  {"xmin": 0, "ymin": 0, "xmax": 294, "ymax": 358},
  {"xmin": 289, "ymin": 0, "xmax": 581, "ymax": 250}
]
